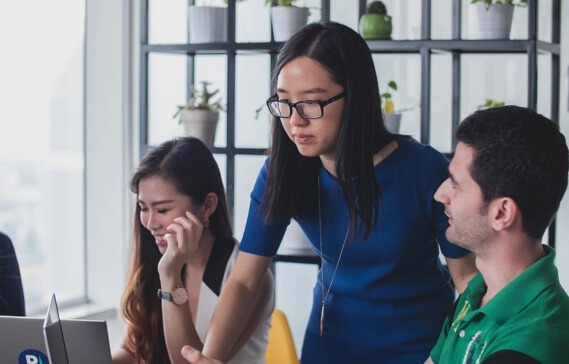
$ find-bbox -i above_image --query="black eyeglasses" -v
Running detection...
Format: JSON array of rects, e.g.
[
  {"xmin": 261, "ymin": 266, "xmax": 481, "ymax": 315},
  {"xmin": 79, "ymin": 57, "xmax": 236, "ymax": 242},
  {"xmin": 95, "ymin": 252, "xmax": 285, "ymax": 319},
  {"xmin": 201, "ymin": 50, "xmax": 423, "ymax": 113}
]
[{"xmin": 266, "ymin": 92, "xmax": 346, "ymax": 119}]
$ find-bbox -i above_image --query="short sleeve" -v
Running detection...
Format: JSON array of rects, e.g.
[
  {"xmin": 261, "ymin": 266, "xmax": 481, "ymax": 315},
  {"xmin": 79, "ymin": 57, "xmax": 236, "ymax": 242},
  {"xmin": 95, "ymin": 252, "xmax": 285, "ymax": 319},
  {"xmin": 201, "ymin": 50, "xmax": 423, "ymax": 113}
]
[
  {"xmin": 238, "ymin": 159, "xmax": 289, "ymax": 257},
  {"xmin": 483, "ymin": 323, "xmax": 569, "ymax": 363}
]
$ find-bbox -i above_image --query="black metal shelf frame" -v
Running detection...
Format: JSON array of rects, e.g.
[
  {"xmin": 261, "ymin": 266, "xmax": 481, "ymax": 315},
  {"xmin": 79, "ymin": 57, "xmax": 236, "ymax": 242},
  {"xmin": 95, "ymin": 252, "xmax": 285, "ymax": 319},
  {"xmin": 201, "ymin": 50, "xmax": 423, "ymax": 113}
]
[{"xmin": 140, "ymin": 0, "xmax": 561, "ymax": 252}]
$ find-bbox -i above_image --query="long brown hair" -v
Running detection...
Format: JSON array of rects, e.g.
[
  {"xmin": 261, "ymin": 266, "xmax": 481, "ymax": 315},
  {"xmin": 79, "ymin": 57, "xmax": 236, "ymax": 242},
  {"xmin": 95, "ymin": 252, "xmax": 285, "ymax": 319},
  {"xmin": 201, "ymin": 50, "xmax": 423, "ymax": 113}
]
[{"xmin": 121, "ymin": 137, "xmax": 233, "ymax": 363}]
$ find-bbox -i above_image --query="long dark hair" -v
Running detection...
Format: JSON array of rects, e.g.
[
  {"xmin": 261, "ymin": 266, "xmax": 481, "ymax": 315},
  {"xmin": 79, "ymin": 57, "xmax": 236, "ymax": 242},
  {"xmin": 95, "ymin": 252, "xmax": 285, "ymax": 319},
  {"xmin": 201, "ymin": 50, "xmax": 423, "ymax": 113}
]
[
  {"xmin": 262, "ymin": 21, "xmax": 397, "ymax": 238},
  {"xmin": 121, "ymin": 137, "xmax": 232, "ymax": 363}
]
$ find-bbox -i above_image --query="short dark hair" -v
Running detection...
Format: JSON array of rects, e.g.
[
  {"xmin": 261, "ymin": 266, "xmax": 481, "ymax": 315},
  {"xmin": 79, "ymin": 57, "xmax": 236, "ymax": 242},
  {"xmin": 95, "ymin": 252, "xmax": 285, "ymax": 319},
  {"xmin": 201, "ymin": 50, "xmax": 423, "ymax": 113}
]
[{"xmin": 457, "ymin": 105, "xmax": 568, "ymax": 239}]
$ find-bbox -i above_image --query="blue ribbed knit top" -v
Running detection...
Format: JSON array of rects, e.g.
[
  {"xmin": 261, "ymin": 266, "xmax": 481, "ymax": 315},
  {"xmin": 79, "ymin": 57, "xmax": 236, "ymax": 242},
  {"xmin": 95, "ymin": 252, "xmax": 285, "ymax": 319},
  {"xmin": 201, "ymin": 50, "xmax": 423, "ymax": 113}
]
[{"xmin": 239, "ymin": 138, "xmax": 470, "ymax": 362}]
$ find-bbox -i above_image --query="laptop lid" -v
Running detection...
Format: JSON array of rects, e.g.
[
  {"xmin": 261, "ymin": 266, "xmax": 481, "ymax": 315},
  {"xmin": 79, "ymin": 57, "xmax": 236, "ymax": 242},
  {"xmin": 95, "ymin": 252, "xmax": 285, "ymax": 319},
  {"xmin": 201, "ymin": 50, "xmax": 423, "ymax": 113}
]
[
  {"xmin": 0, "ymin": 315, "xmax": 50, "ymax": 363},
  {"xmin": 43, "ymin": 293, "xmax": 70, "ymax": 364},
  {"xmin": 0, "ymin": 296, "xmax": 112, "ymax": 363}
]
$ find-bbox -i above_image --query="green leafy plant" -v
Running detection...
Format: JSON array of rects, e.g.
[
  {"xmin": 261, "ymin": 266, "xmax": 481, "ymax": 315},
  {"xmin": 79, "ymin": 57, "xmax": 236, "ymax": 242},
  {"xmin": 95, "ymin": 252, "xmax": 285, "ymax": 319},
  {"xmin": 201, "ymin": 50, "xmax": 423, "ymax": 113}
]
[
  {"xmin": 478, "ymin": 98, "xmax": 506, "ymax": 109},
  {"xmin": 471, "ymin": 0, "xmax": 528, "ymax": 8},
  {"xmin": 380, "ymin": 80, "xmax": 419, "ymax": 114},
  {"xmin": 173, "ymin": 81, "xmax": 224, "ymax": 121},
  {"xmin": 254, "ymin": 104, "xmax": 265, "ymax": 120},
  {"xmin": 381, "ymin": 80, "xmax": 398, "ymax": 114},
  {"xmin": 365, "ymin": 1, "xmax": 387, "ymax": 15},
  {"xmin": 265, "ymin": 0, "xmax": 296, "ymax": 6}
]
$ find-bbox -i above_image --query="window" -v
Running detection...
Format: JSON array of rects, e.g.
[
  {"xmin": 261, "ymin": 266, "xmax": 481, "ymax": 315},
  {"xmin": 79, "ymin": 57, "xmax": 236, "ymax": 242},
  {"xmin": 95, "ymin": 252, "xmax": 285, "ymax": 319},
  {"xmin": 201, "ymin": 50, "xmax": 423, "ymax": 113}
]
[{"xmin": 0, "ymin": 0, "xmax": 86, "ymax": 312}]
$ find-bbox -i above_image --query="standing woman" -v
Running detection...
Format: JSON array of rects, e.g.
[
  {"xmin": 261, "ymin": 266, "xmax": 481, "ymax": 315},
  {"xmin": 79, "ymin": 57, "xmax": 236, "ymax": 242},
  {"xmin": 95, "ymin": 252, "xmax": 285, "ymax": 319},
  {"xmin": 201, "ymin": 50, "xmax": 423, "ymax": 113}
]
[
  {"xmin": 198, "ymin": 22, "xmax": 477, "ymax": 363},
  {"xmin": 112, "ymin": 137, "xmax": 273, "ymax": 364}
]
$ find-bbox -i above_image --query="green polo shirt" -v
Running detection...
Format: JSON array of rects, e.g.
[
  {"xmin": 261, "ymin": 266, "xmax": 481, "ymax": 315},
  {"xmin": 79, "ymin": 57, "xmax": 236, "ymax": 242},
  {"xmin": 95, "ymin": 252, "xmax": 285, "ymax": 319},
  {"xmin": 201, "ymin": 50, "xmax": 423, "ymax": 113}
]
[{"xmin": 430, "ymin": 245, "xmax": 569, "ymax": 363}]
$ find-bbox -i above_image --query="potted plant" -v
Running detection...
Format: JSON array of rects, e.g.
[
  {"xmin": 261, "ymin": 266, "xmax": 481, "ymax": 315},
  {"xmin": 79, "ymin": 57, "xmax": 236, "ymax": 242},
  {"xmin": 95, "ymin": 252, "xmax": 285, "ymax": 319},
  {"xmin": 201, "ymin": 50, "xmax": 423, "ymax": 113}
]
[
  {"xmin": 188, "ymin": 1, "xmax": 229, "ymax": 43},
  {"xmin": 266, "ymin": 0, "xmax": 310, "ymax": 42},
  {"xmin": 477, "ymin": 98, "xmax": 506, "ymax": 109},
  {"xmin": 173, "ymin": 81, "xmax": 224, "ymax": 146},
  {"xmin": 380, "ymin": 80, "xmax": 417, "ymax": 134},
  {"xmin": 471, "ymin": 0, "xmax": 528, "ymax": 40},
  {"xmin": 358, "ymin": 1, "xmax": 393, "ymax": 40}
]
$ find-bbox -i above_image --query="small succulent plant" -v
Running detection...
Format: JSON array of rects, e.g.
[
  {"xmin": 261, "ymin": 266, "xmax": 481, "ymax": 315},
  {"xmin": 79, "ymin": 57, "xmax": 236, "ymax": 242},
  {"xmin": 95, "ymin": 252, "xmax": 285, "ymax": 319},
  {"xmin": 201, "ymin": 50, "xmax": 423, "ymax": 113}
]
[
  {"xmin": 366, "ymin": 1, "xmax": 387, "ymax": 15},
  {"xmin": 478, "ymin": 98, "xmax": 506, "ymax": 110},
  {"xmin": 173, "ymin": 81, "xmax": 224, "ymax": 121},
  {"xmin": 381, "ymin": 80, "xmax": 397, "ymax": 114},
  {"xmin": 265, "ymin": 0, "xmax": 296, "ymax": 6}
]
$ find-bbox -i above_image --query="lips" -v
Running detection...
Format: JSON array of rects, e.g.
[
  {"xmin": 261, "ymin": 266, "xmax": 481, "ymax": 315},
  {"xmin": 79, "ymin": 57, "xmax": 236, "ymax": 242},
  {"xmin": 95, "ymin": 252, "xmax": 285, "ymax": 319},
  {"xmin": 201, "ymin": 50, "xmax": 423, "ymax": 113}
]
[
  {"xmin": 294, "ymin": 133, "xmax": 313, "ymax": 143},
  {"xmin": 154, "ymin": 236, "xmax": 167, "ymax": 247},
  {"xmin": 444, "ymin": 210, "xmax": 453, "ymax": 225}
]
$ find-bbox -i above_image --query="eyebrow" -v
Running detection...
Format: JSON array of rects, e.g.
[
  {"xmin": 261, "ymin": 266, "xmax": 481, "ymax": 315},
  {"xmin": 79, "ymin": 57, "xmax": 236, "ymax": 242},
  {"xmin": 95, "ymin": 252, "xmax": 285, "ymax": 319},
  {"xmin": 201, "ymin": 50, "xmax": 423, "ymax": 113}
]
[
  {"xmin": 138, "ymin": 199, "xmax": 176, "ymax": 206},
  {"xmin": 448, "ymin": 171, "xmax": 459, "ymax": 185},
  {"xmin": 276, "ymin": 87, "xmax": 329, "ymax": 95}
]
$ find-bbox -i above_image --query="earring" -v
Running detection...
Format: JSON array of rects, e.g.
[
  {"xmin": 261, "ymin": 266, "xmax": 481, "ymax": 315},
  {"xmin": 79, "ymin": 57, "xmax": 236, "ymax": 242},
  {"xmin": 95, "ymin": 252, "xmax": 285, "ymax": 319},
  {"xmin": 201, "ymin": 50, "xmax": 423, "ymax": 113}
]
[{"xmin": 203, "ymin": 219, "xmax": 210, "ymax": 228}]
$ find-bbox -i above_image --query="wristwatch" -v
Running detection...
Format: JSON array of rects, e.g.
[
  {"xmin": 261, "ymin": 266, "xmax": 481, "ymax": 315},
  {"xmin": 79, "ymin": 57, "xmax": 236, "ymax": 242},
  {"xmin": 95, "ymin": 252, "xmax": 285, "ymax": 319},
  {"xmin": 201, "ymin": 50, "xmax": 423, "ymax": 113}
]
[{"xmin": 157, "ymin": 285, "xmax": 188, "ymax": 305}]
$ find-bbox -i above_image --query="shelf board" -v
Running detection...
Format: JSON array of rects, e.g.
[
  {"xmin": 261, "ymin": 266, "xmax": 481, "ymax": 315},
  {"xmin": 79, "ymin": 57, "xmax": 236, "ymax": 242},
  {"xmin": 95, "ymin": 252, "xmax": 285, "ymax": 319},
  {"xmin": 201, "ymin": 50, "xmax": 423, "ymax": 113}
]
[
  {"xmin": 142, "ymin": 42, "xmax": 279, "ymax": 55},
  {"xmin": 142, "ymin": 39, "xmax": 560, "ymax": 56},
  {"xmin": 274, "ymin": 252, "xmax": 320, "ymax": 266},
  {"xmin": 366, "ymin": 39, "xmax": 560, "ymax": 54},
  {"xmin": 210, "ymin": 146, "xmax": 268, "ymax": 156}
]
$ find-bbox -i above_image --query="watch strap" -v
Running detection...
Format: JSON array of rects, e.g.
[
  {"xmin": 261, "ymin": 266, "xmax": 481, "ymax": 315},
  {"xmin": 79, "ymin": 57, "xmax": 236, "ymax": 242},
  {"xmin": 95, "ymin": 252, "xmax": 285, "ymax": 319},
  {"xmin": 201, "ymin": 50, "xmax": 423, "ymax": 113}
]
[
  {"xmin": 157, "ymin": 285, "xmax": 187, "ymax": 305},
  {"xmin": 157, "ymin": 288, "xmax": 173, "ymax": 302}
]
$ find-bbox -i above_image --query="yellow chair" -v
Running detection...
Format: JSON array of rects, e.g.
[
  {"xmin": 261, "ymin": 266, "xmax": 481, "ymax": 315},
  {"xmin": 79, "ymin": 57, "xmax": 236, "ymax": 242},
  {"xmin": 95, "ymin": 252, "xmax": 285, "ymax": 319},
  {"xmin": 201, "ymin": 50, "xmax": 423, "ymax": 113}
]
[{"xmin": 265, "ymin": 308, "xmax": 300, "ymax": 364}]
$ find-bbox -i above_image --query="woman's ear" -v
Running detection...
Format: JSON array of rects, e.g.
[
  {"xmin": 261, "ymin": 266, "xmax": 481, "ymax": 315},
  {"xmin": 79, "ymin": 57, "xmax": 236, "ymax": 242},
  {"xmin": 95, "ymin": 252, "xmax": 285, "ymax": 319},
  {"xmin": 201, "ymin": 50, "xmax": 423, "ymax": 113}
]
[
  {"xmin": 202, "ymin": 192, "xmax": 218, "ymax": 220},
  {"xmin": 490, "ymin": 197, "xmax": 518, "ymax": 232}
]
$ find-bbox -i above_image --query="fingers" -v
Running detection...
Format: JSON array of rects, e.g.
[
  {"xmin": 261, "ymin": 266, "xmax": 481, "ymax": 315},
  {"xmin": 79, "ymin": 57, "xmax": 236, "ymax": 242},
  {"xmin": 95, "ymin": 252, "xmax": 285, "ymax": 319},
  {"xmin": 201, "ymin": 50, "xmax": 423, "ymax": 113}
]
[
  {"xmin": 181, "ymin": 345, "xmax": 222, "ymax": 364},
  {"xmin": 165, "ymin": 211, "xmax": 204, "ymax": 253},
  {"xmin": 163, "ymin": 233, "xmax": 175, "ymax": 250},
  {"xmin": 167, "ymin": 211, "xmax": 203, "ymax": 235}
]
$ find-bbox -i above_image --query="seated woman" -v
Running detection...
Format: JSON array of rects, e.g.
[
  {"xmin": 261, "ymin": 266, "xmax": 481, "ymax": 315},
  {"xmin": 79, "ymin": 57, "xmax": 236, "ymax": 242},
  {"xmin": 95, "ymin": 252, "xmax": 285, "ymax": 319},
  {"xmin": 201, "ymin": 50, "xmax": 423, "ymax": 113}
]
[
  {"xmin": 112, "ymin": 137, "xmax": 274, "ymax": 364},
  {"xmin": 0, "ymin": 231, "xmax": 25, "ymax": 316}
]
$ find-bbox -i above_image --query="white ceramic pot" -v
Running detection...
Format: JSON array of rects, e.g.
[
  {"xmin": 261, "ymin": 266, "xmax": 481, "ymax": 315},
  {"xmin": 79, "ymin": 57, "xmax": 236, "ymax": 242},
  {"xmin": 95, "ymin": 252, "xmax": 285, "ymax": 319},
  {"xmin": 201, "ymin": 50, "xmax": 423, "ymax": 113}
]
[
  {"xmin": 180, "ymin": 109, "xmax": 219, "ymax": 146},
  {"xmin": 270, "ymin": 6, "xmax": 310, "ymax": 42},
  {"xmin": 475, "ymin": 3, "xmax": 514, "ymax": 40},
  {"xmin": 188, "ymin": 6, "xmax": 227, "ymax": 43},
  {"xmin": 383, "ymin": 113, "xmax": 402, "ymax": 134}
]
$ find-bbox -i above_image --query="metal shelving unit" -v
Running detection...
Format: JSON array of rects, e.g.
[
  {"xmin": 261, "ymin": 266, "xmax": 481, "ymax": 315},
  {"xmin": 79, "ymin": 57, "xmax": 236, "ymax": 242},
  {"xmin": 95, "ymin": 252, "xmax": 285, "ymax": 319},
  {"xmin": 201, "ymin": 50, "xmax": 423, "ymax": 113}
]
[{"xmin": 140, "ymin": 0, "xmax": 561, "ymax": 251}]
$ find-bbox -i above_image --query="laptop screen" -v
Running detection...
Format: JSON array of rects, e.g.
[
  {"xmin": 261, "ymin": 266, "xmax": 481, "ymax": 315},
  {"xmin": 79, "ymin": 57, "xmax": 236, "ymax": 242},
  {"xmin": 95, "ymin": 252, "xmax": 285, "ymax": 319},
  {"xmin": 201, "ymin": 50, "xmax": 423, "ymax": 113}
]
[{"xmin": 43, "ymin": 293, "xmax": 70, "ymax": 364}]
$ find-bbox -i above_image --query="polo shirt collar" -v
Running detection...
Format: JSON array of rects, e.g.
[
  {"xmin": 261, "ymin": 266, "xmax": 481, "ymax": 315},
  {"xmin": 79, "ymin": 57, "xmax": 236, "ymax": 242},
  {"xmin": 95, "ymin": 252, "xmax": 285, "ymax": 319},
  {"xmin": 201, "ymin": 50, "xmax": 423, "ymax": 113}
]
[{"xmin": 475, "ymin": 244, "xmax": 557, "ymax": 325}]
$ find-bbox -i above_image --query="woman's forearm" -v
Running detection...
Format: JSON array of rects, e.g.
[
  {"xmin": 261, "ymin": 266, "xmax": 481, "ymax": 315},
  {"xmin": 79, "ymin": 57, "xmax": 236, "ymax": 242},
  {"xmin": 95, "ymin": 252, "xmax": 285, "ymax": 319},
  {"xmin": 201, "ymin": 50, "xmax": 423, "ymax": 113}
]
[
  {"xmin": 202, "ymin": 252, "xmax": 273, "ymax": 362},
  {"xmin": 160, "ymin": 274, "xmax": 204, "ymax": 364},
  {"xmin": 162, "ymin": 300, "xmax": 204, "ymax": 364}
]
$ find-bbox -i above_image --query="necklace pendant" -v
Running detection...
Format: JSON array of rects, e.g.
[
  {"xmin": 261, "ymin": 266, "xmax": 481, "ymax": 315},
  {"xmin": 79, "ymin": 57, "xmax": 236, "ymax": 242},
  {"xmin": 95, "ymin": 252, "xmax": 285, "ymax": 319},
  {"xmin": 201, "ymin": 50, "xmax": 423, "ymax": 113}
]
[{"xmin": 320, "ymin": 301, "xmax": 325, "ymax": 336}]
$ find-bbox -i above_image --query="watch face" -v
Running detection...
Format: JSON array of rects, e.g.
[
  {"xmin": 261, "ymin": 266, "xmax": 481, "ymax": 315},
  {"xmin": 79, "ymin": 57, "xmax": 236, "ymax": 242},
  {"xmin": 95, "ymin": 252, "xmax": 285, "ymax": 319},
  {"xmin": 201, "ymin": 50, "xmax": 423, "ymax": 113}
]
[{"xmin": 172, "ymin": 286, "xmax": 188, "ymax": 305}]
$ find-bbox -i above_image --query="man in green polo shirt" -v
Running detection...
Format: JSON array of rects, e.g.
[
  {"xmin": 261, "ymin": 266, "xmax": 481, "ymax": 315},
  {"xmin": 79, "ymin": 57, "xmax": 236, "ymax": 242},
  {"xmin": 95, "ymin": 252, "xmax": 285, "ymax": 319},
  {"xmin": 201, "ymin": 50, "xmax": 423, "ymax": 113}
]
[{"xmin": 425, "ymin": 106, "xmax": 569, "ymax": 364}]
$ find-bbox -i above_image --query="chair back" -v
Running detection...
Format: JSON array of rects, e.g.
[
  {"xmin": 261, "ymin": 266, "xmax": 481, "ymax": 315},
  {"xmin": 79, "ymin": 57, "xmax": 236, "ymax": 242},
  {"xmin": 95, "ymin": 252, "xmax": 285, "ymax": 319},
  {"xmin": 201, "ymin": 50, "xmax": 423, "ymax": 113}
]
[{"xmin": 265, "ymin": 308, "xmax": 299, "ymax": 364}]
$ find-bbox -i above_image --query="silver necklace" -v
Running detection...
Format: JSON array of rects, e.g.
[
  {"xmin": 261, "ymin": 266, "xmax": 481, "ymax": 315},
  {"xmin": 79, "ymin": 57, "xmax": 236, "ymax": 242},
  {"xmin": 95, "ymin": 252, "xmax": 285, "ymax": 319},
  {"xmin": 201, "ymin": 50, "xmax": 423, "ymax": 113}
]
[{"xmin": 318, "ymin": 174, "xmax": 352, "ymax": 337}]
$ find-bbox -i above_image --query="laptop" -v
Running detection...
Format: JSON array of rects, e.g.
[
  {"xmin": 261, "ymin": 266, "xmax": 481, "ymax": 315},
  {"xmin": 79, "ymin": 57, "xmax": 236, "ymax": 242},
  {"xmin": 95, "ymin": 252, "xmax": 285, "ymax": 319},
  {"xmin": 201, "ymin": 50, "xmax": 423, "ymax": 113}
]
[
  {"xmin": 43, "ymin": 294, "xmax": 70, "ymax": 364},
  {"xmin": 0, "ymin": 294, "xmax": 112, "ymax": 364}
]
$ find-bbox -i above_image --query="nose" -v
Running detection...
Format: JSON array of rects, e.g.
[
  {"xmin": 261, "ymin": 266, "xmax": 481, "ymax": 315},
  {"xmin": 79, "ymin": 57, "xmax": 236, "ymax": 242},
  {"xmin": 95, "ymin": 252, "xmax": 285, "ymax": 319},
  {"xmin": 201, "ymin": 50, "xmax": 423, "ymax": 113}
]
[
  {"xmin": 289, "ymin": 107, "xmax": 308, "ymax": 127},
  {"xmin": 434, "ymin": 179, "xmax": 450, "ymax": 205},
  {"xmin": 143, "ymin": 211, "xmax": 162, "ymax": 232}
]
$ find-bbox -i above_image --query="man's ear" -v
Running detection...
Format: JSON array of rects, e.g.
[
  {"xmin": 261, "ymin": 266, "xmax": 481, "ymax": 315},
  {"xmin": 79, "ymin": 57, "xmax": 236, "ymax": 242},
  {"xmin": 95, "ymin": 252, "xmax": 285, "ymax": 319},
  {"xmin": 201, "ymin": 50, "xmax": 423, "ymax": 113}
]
[{"xmin": 489, "ymin": 197, "xmax": 519, "ymax": 232}]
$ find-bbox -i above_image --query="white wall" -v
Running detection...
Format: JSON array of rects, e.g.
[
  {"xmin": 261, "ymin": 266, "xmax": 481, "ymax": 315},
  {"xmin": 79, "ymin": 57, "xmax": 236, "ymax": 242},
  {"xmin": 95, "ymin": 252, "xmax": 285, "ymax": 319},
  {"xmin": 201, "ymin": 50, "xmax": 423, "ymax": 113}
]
[{"xmin": 85, "ymin": 0, "xmax": 134, "ymax": 351}]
